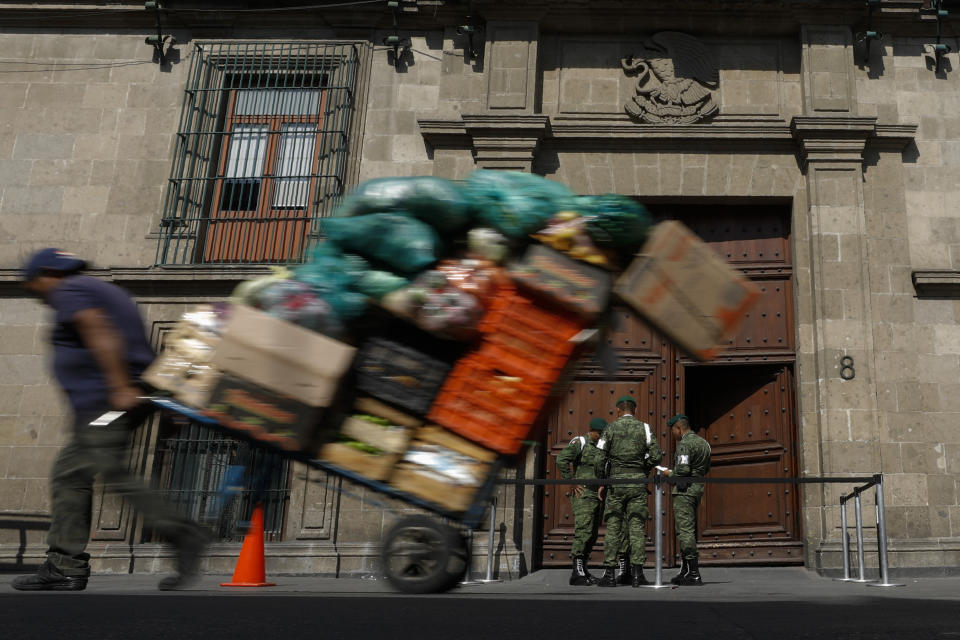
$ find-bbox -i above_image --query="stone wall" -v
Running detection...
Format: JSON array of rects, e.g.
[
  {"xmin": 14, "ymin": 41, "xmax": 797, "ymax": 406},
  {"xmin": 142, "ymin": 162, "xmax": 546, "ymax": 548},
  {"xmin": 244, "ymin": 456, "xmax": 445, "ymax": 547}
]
[{"xmin": 2, "ymin": 9, "xmax": 960, "ymax": 578}]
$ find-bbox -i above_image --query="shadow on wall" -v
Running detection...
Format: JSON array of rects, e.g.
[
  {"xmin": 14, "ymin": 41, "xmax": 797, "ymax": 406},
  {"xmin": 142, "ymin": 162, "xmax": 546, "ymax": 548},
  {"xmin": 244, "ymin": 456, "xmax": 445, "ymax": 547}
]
[{"xmin": 0, "ymin": 513, "xmax": 50, "ymax": 573}]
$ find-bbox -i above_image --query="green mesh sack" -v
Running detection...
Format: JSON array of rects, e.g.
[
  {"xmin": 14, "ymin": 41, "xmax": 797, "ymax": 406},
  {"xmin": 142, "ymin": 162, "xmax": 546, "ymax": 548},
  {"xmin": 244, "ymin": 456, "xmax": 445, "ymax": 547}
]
[
  {"xmin": 336, "ymin": 176, "xmax": 473, "ymax": 233},
  {"xmin": 577, "ymin": 194, "xmax": 652, "ymax": 249},
  {"xmin": 464, "ymin": 170, "xmax": 577, "ymax": 239},
  {"xmin": 293, "ymin": 243, "xmax": 370, "ymax": 319},
  {"xmin": 322, "ymin": 212, "xmax": 442, "ymax": 274},
  {"xmin": 355, "ymin": 270, "xmax": 409, "ymax": 300}
]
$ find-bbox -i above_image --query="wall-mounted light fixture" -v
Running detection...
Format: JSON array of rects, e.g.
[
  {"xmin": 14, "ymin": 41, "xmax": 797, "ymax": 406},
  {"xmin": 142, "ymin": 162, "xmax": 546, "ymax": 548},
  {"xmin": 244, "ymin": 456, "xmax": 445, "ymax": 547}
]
[
  {"xmin": 455, "ymin": 0, "xmax": 484, "ymax": 60},
  {"xmin": 144, "ymin": 1, "xmax": 174, "ymax": 66},
  {"xmin": 384, "ymin": 0, "xmax": 412, "ymax": 70},
  {"xmin": 926, "ymin": 0, "xmax": 952, "ymax": 72},
  {"xmin": 855, "ymin": 0, "xmax": 884, "ymax": 64}
]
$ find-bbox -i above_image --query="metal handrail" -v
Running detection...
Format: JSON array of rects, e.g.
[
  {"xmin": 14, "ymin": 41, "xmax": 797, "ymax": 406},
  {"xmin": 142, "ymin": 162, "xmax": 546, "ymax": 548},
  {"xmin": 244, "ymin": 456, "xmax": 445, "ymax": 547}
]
[{"xmin": 496, "ymin": 473, "xmax": 904, "ymax": 588}]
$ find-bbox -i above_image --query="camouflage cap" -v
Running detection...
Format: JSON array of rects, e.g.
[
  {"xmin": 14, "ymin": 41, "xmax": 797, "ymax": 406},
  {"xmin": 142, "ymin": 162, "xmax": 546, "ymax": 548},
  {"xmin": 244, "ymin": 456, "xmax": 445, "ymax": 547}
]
[
  {"xmin": 588, "ymin": 418, "xmax": 607, "ymax": 432},
  {"xmin": 667, "ymin": 414, "xmax": 688, "ymax": 427},
  {"xmin": 615, "ymin": 395, "xmax": 636, "ymax": 407}
]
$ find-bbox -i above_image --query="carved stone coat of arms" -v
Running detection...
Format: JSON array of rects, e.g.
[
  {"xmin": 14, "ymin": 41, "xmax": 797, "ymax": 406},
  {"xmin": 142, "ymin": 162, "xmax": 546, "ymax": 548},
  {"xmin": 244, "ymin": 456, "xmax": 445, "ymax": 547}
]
[{"xmin": 621, "ymin": 32, "xmax": 719, "ymax": 124}]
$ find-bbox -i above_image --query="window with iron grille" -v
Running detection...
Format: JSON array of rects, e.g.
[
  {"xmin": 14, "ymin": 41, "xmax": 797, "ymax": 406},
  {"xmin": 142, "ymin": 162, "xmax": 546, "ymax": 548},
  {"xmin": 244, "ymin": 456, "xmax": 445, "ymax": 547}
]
[
  {"xmin": 150, "ymin": 421, "xmax": 290, "ymax": 543},
  {"xmin": 156, "ymin": 42, "xmax": 359, "ymax": 265}
]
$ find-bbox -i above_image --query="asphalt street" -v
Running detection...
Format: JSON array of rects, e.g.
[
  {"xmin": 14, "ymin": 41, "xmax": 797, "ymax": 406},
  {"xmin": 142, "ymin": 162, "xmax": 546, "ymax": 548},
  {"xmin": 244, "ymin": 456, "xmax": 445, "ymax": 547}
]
[{"xmin": 2, "ymin": 568, "xmax": 958, "ymax": 640}]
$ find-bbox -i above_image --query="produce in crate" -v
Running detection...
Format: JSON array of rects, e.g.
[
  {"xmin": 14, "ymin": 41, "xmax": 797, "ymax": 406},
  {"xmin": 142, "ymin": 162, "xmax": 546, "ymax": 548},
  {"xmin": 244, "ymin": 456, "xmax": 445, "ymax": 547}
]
[
  {"xmin": 205, "ymin": 372, "xmax": 324, "ymax": 452},
  {"xmin": 531, "ymin": 212, "xmax": 616, "ymax": 269},
  {"xmin": 467, "ymin": 227, "xmax": 509, "ymax": 263},
  {"xmin": 354, "ymin": 337, "xmax": 452, "ymax": 416},
  {"xmin": 508, "ymin": 244, "xmax": 613, "ymax": 320},
  {"xmin": 390, "ymin": 425, "xmax": 497, "ymax": 513},
  {"xmin": 320, "ymin": 398, "xmax": 419, "ymax": 481},
  {"xmin": 141, "ymin": 304, "xmax": 230, "ymax": 408}
]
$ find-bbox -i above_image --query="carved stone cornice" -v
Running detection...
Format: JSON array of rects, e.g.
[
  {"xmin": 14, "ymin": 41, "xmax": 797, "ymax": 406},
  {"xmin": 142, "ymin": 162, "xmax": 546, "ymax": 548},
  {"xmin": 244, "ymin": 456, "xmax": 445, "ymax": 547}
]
[
  {"xmin": 433, "ymin": 114, "xmax": 550, "ymax": 171},
  {"xmin": 419, "ymin": 114, "xmax": 916, "ymax": 167},
  {"xmin": 790, "ymin": 115, "xmax": 878, "ymax": 167},
  {"xmin": 911, "ymin": 270, "xmax": 960, "ymax": 298},
  {"xmin": 873, "ymin": 123, "xmax": 920, "ymax": 151},
  {"xmin": 0, "ymin": 266, "xmax": 270, "ymax": 300}
]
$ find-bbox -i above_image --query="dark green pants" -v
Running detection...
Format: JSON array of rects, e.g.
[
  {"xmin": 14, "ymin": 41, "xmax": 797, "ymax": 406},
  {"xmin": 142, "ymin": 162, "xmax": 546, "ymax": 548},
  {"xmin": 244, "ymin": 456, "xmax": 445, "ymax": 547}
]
[
  {"xmin": 569, "ymin": 490, "xmax": 601, "ymax": 557},
  {"xmin": 672, "ymin": 491, "xmax": 702, "ymax": 561},
  {"xmin": 602, "ymin": 475, "xmax": 648, "ymax": 567},
  {"xmin": 46, "ymin": 408, "xmax": 198, "ymax": 576}
]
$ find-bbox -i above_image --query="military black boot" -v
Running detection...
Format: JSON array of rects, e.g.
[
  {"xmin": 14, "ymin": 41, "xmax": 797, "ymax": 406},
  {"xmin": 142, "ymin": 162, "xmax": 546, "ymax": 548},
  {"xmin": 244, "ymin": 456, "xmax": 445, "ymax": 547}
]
[
  {"xmin": 569, "ymin": 556, "xmax": 592, "ymax": 586},
  {"xmin": 11, "ymin": 561, "xmax": 87, "ymax": 591},
  {"xmin": 615, "ymin": 554, "xmax": 631, "ymax": 585},
  {"xmin": 630, "ymin": 564, "xmax": 648, "ymax": 587},
  {"xmin": 583, "ymin": 565, "xmax": 598, "ymax": 585},
  {"xmin": 596, "ymin": 566, "xmax": 618, "ymax": 587},
  {"xmin": 678, "ymin": 558, "xmax": 703, "ymax": 586},
  {"xmin": 670, "ymin": 558, "xmax": 689, "ymax": 585}
]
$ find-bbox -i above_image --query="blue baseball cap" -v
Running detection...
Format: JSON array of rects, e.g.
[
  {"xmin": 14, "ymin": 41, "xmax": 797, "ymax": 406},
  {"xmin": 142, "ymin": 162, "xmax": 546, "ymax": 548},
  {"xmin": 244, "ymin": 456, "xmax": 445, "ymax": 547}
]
[{"xmin": 22, "ymin": 248, "xmax": 87, "ymax": 281}]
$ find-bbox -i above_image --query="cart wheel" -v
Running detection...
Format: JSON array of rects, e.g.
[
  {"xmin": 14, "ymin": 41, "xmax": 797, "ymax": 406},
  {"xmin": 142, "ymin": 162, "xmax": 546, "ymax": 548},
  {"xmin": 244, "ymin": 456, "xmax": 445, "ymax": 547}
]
[{"xmin": 381, "ymin": 515, "xmax": 467, "ymax": 594}]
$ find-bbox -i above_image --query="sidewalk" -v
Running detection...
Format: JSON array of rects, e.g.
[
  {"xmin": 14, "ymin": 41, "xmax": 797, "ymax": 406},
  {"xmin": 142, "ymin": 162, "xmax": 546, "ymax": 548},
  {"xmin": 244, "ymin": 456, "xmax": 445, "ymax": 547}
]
[{"xmin": 2, "ymin": 567, "xmax": 957, "ymax": 601}]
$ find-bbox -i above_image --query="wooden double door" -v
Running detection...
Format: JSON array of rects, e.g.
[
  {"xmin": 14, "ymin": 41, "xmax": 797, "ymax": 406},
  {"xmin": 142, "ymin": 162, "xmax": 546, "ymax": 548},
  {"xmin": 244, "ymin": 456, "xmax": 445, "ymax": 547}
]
[{"xmin": 539, "ymin": 205, "xmax": 802, "ymax": 567}]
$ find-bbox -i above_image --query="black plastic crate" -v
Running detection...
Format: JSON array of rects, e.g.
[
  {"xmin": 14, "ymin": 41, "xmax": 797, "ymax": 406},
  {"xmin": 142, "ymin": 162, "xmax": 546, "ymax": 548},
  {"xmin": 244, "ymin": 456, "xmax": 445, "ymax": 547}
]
[{"xmin": 354, "ymin": 337, "xmax": 452, "ymax": 416}]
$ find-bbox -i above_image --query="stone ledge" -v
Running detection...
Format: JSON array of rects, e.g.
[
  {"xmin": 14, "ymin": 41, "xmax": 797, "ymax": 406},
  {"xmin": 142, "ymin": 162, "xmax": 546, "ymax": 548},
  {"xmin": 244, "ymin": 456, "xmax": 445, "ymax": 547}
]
[
  {"xmin": 912, "ymin": 269, "xmax": 960, "ymax": 298},
  {"xmin": 421, "ymin": 115, "xmax": 917, "ymax": 156},
  {"xmin": 0, "ymin": 266, "xmax": 271, "ymax": 299}
]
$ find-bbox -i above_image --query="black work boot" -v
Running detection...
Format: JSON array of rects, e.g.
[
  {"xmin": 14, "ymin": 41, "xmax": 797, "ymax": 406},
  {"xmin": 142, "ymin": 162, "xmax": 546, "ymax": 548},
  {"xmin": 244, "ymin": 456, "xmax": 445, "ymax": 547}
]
[
  {"xmin": 615, "ymin": 554, "xmax": 631, "ymax": 585},
  {"xmin": 630, "ymin": 563, "xmax": 648, "ymax": 587},
  {"xmin": 12, "ymin": 561, "xmax": 88, "ymax": 592},
  {"xmin": 158, "ymin": 528, "xmax": 209, "ymax": 591},
  {"xmin": 569, "ymin": 556, "xmax": 592, "ymax": 586},
  {"xmin": 596, "ymin": 566, "xmax": 618, "ymax": 587},
  {"xmin": 670, "ymin": 558, "xmax": 689, "ymax": 585},
  {"xmin": 583, "ymin": 565, "xmax": 598, "ymax": 585},
  {"xmin": 678, "ymin": 558, "xmax": 703, "ymax": 586}
]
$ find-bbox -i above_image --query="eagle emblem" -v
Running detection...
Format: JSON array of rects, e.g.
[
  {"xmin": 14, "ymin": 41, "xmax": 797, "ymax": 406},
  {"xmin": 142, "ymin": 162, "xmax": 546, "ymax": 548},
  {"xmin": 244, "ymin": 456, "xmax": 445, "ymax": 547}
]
[{"xmin": 621, "ymin": 32, "xmax": 719, "ymax": 124}]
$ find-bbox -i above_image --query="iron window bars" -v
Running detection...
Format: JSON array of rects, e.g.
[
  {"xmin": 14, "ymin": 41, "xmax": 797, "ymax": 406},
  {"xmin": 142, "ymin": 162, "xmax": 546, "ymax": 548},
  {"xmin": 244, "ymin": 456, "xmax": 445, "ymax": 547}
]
[
  {"xmin": 151, "ymin": 421, "xmax": 290, "ymax": 543},
  {"xmin": 156, "ymin": 41, "xmax": 359, "ymax": 265}
]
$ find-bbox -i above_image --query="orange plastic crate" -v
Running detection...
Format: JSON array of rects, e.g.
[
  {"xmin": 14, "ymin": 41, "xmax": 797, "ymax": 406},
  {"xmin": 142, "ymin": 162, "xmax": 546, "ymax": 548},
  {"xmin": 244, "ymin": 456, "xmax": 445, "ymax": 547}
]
[
  {"xmin": 427, "ymin": 354, "xmax": 554, "ymax": 455},
  {"xmin": 480, "ymin": 291, "xmax": 584, "ymax": 341}
]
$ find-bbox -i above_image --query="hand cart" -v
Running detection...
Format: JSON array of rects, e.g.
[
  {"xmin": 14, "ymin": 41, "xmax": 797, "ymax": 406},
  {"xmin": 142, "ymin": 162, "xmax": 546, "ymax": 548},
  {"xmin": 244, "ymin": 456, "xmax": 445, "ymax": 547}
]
[{"xmin": 149, "ymin": 396, "xmax": 504, "ymax": 594}]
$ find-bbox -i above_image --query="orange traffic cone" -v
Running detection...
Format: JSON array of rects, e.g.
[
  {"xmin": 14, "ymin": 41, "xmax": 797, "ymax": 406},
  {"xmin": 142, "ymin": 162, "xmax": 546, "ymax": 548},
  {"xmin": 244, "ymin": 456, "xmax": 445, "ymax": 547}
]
[{"xmin": 220, "ymin": 503, "xmax": 276, "ymax": 587}]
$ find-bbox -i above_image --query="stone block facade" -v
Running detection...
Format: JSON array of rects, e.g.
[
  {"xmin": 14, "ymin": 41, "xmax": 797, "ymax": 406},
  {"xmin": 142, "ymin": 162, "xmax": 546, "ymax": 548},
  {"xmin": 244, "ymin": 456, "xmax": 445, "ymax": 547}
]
[{"xmin": 1, "ymin": 1, "xmax": 959, "ymax": 578}]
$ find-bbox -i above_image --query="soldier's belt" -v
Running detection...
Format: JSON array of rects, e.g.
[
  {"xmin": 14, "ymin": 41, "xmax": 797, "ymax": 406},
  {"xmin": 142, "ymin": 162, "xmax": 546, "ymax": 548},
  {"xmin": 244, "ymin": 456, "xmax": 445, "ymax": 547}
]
[{"xmin": 611, "ymin": 465, "xmax": 646, "ymax": 473}]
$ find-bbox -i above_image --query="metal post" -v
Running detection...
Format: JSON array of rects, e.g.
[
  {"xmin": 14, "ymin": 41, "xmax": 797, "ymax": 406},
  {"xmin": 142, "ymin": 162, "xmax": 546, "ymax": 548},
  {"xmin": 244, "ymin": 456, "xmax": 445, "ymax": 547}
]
[
  {"xmin": 852, "ymin": 489, "xmax": 871, "ymax": 583},
  {"xmin": 835, "ymin": 496, "xmax": 854, "ymax": 581},
  {"xmin": 478, "ymin": 494, "xmax": 502, "ymax": 584},
  {"xmin": 868, "ymin": 475, "xmax": 904, "ymax": 588},
  {"xmin": 641, "ymin": 473, "xmax": 669, "ymax": 588},
  {"xmin": 459, "ymin": 528, "xmax": 482, "ymax": 586}
]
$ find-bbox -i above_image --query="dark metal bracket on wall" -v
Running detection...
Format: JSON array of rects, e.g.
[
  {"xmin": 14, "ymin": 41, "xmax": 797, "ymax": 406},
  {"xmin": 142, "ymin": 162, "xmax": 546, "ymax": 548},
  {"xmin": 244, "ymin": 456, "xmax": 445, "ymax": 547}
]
[
  {"xmin": 384, "ymin": 0, "xmax": 412, "ymax": 70},
  {"xmin": 455, "ymin": 0, "xmax": 484, "ymax": 60},
  {"xmin": 926, "ymin": 0, "xmax": 952, "ymax": 72},
  {"xmin": 144, "ymin": 0, "xmax": 174, "ymax": 66},
  {"xmin": 856, "ymin": 0, "xmax": 884, "ymax": 64}
]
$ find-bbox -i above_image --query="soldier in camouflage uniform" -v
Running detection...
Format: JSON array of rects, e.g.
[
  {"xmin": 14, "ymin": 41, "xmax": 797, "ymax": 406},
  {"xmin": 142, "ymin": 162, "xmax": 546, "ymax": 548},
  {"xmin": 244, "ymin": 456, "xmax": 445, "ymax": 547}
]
[
  {"xmin": 557, "ymin": 417, "xmax": 606, "ymax": 586},
  {"xmin": 594, "ymin": 396, "xmax": 662, "ymax": 587},
  {"xmin": 664, "ymin": 414, "xmax": 711, "ymax": 586},
  {"xmin": 611, "ymin": 407, "xmax": 660, "ymax": 585}
]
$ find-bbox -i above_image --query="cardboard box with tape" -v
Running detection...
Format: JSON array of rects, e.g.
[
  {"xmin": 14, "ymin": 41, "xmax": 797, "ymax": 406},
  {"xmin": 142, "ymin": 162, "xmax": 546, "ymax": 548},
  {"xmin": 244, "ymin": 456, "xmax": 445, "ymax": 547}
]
[
  {"xmin": 614, "ymin": 220, "xmax": 760, "ymax": 361},
  {"xmin": 213, "ymin": 305, "xmax": 356, "ymax": 407}
]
